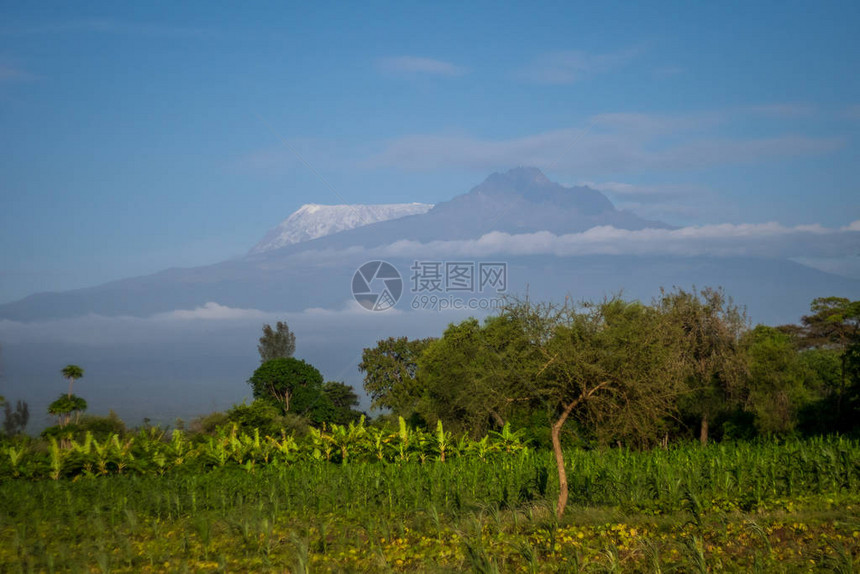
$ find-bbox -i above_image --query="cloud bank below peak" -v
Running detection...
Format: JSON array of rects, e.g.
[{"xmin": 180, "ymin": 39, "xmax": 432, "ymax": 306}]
[{"xmin": 286, "ymin": 220, "xmax": 860, "ymax": 277}]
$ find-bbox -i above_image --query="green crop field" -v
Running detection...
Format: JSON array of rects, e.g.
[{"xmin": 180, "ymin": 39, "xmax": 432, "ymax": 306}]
[{"xmin": 1, "ymin": 426, "xmax": 859, "ymax": 572}]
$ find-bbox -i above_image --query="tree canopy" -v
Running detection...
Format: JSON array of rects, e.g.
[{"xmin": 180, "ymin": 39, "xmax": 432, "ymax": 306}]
[
  {"xmin": 247, "ymin": 358, "xmax": 330, "ymax": 422},
  {"xmin": 258, "ymin": 321, "xmax": 296, "ymax": 363},
  {"xmin": 359, "ymin": 336, "xmax": 434, "ymax": 417},
  {"xmin": 61, "ymin": 364, "xmax": 84, "ymax": 398}
]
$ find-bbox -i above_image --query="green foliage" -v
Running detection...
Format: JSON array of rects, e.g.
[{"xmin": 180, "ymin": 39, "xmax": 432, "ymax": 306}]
[
  {"xmin": 61, "ymin": 364, "xmax": 84, "ymax": 397},
  {"xmin": 247, "ymin": 358, "xmax": 327, "ymax": 420},
  {"xmin": 742, "ymin": 325, "xmax": 811, "ymax": 435},
  {"xmin": 257, "ymin": 320, "xmax": 296, "ymax": 362},
  {"xmin": 359, "ymin": 336, "xmax": 434, "ymax": 416},
  {"xmin": 41, "ymin": 410, "xmax": 127, "ymax": 442},
  {"xmin": 657, "ymin": 287, "xmax": 749, "ymax": 445},
  {"xmin": 418, "ymin": 314, "xmax": 539, "ymax": 437},
  {"xmin": 61, "ymin": 364, "xmax": 84, "ymax": 381},
  {"xmin": 47, "ymin": 393, "xmax": 88, "ymax": 426},
  {"xmin": 322, "ymin": 381, "xmax": 363, "ymax": 424}
]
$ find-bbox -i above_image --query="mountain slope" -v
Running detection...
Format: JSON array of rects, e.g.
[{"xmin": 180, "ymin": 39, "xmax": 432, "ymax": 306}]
[
  {"xmin": 250, "ymin": 202, "xmax": 434, "ymax": 254},
  {"xmin": 245, "ymin": 167, "xmax": 670, "ymax": 258}
]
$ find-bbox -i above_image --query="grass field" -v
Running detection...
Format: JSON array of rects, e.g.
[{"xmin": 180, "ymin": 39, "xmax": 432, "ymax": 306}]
[{"xmin": 1, "ymin": 437, "xmax": 859, "ymax": 572}]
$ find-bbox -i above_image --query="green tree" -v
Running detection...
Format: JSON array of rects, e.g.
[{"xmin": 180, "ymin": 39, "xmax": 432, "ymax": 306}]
[
  {"xmin": 322, "ymin": 382, "xmax": 363, "ymax": 424},
  {"xmin": 795, "ymin": 297, "xmax": 860, "ymax": 422},
  {"xmin": 61, "ymin": 364, "xmax": 84, "ymax": 398},
  {"xmin": 417, "ymin": 314, "xmax": 538, "ymax": 436},
  {"xmin": 248, "ymin": 358, "xmax": 326, "ymax": 418},
  {"xmin": 492, "ymin": 297, "xmax": 686, "ymax": 519},
  {"xmin": 359, "ymin": 336, "xmax": 434, "ymax": 417},
  {"xmin": 657, "ymin": 287, "xmax": 748, "ymax": 445},
  {"xmin": 47, "ymin": 394, "xmax": 87, "ymax": 427},
  {"xmin": 258, "ymin": 321, "xmax": 296, "ymax": 362},
  {"xmin": 743, "ymin": 325, "xmax": 810, "ymax": 435}
]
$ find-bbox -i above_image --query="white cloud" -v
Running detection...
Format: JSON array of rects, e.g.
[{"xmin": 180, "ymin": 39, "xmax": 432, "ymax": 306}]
[
  {"xmin": 516, "ymin": 48, "xmax": 639, "ymax": 84},
  {"xmin": 377, "ymin": 56, "xmax": 467, "ymax": 77},
  {"xmin": 154, "ymin": 302, "xmax": 268, "ymax": 321},
  {"xmin": 324, "ymin": 220, "xmax": 859, "ymax": 261},
  {"xmin": 0, "ymin": 300, "xmax": 420, "ymax": 350}
]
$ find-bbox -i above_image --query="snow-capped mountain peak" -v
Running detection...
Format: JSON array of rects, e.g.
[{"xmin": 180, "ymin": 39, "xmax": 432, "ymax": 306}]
[{"xmin": 250, "ymin": 202, "xmax": 434, "ymax": 254}]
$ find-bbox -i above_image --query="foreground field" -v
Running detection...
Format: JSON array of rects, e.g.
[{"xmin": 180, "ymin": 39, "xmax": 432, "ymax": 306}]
[{"xmin": 1, "ymin": 438, "xmax": 859, "ymax": 572}]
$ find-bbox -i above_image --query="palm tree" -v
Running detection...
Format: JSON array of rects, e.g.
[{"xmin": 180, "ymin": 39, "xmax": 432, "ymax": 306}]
[{"xmin": 61, "ymin": 365, "xmax": 84, "ymax": 398}]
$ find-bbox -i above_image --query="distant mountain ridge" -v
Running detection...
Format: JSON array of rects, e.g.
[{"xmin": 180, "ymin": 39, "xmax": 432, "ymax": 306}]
[
  {"xmin": 244, "ymin": 167, "xmax": 670, "ymax": 258},
  {"xmin": 250, "ymin": 202, "xmax": 434, "ymax": 254},
  {"xmin": 0, "ymin": 167, "xmax": 855, "ymax": 325}
]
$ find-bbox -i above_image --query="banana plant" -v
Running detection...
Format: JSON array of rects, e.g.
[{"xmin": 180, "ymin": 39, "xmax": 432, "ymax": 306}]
[
  {"xmin": 267, "ymin": 431, "xmax": 300, "ymax": 465},
  {"xmin": 92, "ymin": 436, "xmax": 111, "ymax": 475},
  {"xmin": 330, "ymin": 416, "xmax": 369, "ymax": 464},
  {"xmin": 489, "ymin": 423, "xmax": 528, "ymax": 454},
  {"xmin": 110, "ymin": 434, "xmax": 135, "ymax": 474},
  {"xmin": 368, "ymin": 427, "xmax": 390, "ymax": 461},
  {"xmin": 468, "ymin": 435, "xmax": 498, "ymax": 462},
  {"xmin": 433, "ymin": 420, "xmax": 453, "ymax": 462},
  {"xmin": 167, "ymin": 429, "xmax": 189, "ymax": 468},
  {"xmin": 204, "ymin": 436, "xmax": 230, "ymax": 467},
  {"xmin": 307, "ymin": 426, "xmax": 334, "ymax": 462},
  {"xmin": 48, "ymin": 437, "xmax": 69, "ymax": 480},
  {"xmin": 5, "ymin": 445, "xmax": 26, "ymax": 478},
  {"xmin": 395, "ymin": 416, "xmax": 412, "ymax": 462}
]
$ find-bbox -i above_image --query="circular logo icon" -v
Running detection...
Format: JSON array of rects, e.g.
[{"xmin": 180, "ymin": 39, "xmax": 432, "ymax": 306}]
[{"xmin": 352, "ymin": 261, "xmax": 403, "ymax": 311}]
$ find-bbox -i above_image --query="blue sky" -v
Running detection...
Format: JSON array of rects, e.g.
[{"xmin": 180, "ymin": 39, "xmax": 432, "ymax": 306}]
[{"xmin": 1, "ymin": 1, "xmax": 859, "ymax": 304}]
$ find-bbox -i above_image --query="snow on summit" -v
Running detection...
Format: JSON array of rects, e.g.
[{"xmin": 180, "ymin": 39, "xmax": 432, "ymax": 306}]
[{"xmin": 250, "ymin": 203, "xmax": 434, "ymax": 254}]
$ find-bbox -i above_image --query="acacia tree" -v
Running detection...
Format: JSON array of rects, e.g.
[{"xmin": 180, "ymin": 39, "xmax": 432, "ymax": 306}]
[
  {"xmin": 258, "ymin": 321, "xmax": 296, "ymax": 363},
  {"xmin": 496, "ymin": 297, "xmax": 686, "ymax": 519},
  {"xmin": 657, "ymin": 288, "xmax": 748, "ymax": 445},
  {"xmin": 542, "ymin": 299, "xmax": 684, "ymax": 518},
  {"xmin": 61, "ymin": 365, "xmax": 84, "ymax": 398}
]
